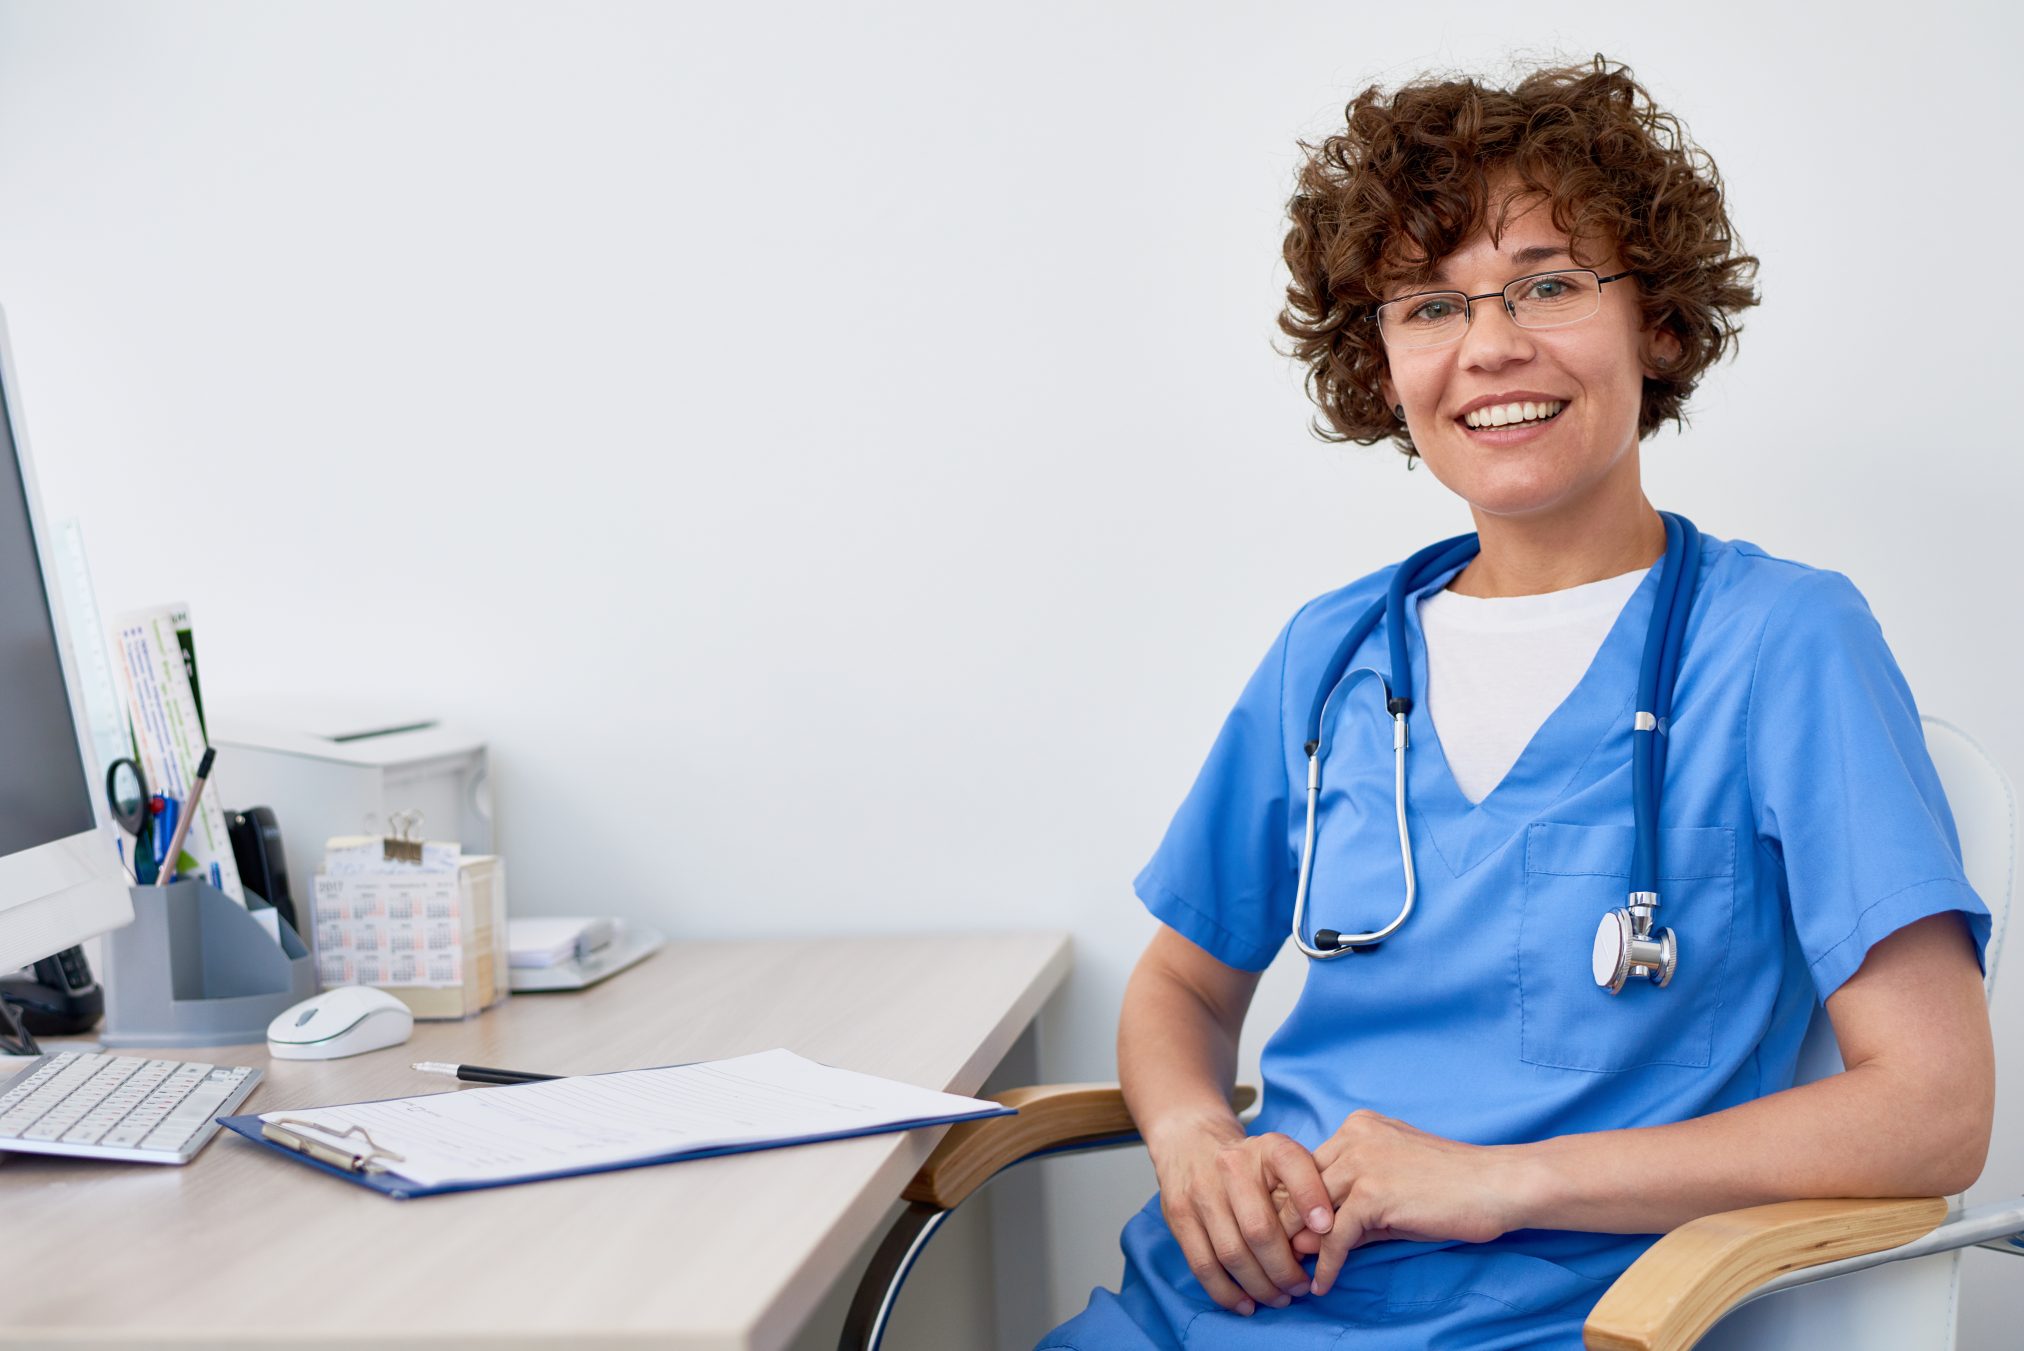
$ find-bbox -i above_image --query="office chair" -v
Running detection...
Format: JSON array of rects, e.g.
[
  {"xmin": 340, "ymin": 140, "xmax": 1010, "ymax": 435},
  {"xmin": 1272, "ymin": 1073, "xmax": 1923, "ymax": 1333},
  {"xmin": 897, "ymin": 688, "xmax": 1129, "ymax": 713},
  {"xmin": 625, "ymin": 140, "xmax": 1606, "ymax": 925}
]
[{"xmin": 841, "ymin": 716, "xmax": 2023, "ymax": 1351}]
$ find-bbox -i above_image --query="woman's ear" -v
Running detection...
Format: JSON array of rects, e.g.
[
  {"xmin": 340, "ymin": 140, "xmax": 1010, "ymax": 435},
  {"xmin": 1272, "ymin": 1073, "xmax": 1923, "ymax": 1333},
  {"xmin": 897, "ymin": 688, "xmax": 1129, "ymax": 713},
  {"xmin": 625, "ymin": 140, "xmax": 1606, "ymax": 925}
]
[{"xmin": 1642, "ymin": 325, "xmax": 1684, "ymax": 380}]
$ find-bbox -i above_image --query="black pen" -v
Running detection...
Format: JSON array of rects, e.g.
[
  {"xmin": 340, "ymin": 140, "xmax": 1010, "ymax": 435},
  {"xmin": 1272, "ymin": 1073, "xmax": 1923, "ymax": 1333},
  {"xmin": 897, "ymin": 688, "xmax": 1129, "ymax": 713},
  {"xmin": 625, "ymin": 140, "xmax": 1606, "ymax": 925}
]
[{"xmin": 411, "ymin": 1061, "xmax": 560, "ymax": 1086}]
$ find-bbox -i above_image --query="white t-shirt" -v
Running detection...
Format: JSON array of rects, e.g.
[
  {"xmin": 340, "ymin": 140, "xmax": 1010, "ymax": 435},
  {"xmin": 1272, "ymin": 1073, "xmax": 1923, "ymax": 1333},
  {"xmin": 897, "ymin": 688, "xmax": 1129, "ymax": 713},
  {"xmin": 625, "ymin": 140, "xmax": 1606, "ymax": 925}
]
[{"xmin": 1417, "ymin": 567, "xmax": 1650, "ymax": 804}]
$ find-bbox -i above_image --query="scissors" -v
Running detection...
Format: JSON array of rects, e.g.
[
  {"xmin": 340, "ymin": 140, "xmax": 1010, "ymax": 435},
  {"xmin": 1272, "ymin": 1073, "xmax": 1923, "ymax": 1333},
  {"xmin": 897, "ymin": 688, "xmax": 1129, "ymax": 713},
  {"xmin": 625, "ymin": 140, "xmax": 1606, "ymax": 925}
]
[{"xmin": 104, "ymin": 757, "xmax": 158, "ymax": 883}]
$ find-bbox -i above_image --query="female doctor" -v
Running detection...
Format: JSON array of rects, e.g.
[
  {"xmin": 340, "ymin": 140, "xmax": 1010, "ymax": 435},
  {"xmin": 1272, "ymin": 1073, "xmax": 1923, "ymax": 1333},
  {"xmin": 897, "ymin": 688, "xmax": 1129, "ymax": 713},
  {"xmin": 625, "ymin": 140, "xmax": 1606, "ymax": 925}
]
[{"xmin": 1038, "ymin": 58, "xmax": 1996, "ymax": 1350}]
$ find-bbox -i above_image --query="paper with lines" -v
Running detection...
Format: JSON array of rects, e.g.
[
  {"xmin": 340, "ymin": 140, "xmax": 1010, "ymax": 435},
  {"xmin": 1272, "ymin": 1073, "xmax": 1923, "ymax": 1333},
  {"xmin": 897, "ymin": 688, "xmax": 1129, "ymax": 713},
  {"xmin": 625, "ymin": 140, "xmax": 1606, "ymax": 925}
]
[{"xmin": 255, "ymin": 1048, "xmax": 1002, "ymax": 1188}]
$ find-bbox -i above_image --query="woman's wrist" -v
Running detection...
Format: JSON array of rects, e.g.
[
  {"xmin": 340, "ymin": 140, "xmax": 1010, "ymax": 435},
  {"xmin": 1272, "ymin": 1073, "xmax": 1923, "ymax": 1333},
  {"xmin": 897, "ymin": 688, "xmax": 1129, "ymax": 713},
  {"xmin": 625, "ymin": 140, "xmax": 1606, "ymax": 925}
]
[
  {"xmin": 1138, "ymin": 1102, "xmax": 1248, "ymax": 1161},
  {"xmin": 1488, "ymin": 1139, "xmax": 1557, "ymax": 1234}
]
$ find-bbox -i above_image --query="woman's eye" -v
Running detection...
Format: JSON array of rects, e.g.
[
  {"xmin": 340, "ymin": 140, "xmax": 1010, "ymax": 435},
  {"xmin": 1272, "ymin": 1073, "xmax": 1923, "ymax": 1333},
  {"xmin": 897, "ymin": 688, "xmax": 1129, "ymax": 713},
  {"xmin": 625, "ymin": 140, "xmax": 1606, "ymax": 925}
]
[
  {"xmin": 1408, "ymin": 299, "xmax": 1457, "ymax": 323},
  {"xmin": 1527, "ymin": 278, "xmax": 1567, "ymax": 300}
]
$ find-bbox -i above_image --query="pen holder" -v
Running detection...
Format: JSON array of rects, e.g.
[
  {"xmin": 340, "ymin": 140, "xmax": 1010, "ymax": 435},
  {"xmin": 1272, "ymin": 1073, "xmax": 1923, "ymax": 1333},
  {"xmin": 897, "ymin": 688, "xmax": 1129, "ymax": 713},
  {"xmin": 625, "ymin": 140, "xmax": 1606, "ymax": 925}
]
[{"xmin": 99, "ymin": 879, "xmax": 318, "ymax": 1048}]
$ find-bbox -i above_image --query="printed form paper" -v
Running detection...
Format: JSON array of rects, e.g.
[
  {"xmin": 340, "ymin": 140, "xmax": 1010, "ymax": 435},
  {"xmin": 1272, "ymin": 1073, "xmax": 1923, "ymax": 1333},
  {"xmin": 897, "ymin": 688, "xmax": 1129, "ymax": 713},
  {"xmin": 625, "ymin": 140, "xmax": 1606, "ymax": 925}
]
[{"xmin": 258, "ymin": 1048, "xmax": 1002, "ymax": 1187}]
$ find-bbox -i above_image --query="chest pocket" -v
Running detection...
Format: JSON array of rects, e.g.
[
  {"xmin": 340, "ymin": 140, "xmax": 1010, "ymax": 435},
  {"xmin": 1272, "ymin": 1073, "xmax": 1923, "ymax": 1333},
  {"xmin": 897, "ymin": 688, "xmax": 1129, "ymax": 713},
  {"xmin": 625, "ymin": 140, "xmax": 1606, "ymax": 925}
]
[{"xmin": 1520, "ymin": 823, "xmax": 1737, "ymax": 1072}]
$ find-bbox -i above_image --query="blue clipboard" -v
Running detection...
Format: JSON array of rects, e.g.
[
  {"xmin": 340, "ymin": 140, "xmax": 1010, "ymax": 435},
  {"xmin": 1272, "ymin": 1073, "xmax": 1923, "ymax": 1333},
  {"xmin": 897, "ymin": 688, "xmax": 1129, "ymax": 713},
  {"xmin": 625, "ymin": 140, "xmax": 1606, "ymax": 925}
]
[{"xmin": 218, "ymin": 1077, "xmax": 1014, "ymax": 1200}]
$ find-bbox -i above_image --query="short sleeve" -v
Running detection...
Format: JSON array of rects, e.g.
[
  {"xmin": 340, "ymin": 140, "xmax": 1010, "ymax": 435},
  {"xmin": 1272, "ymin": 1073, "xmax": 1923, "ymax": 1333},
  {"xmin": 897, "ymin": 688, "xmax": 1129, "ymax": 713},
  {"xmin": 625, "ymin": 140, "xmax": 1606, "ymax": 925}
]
[
  {"xmin": 1133, "ymin": 616, "xmax": 1299, "ymax": 972},
  {"xmin": 1747, "ymin": 570, "xmax": 1991, "ymax": 1002}
]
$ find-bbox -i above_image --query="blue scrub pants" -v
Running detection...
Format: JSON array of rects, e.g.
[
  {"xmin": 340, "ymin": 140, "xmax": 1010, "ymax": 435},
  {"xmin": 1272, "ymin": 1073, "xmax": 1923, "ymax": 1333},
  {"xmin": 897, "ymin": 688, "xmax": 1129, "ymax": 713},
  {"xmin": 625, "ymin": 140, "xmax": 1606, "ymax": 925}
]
[{"xmin": 1034, "ymin": 1200, "xmax": 1609, "ymax": 1349}]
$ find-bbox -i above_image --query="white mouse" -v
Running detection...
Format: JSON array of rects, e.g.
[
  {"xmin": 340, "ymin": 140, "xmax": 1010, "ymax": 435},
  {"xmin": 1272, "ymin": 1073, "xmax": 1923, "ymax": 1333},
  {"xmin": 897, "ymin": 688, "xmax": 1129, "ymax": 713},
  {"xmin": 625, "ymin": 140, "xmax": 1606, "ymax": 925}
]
[{"xmin": 266, "ymin": 985, "xmax": 415, "ymax": 1061}]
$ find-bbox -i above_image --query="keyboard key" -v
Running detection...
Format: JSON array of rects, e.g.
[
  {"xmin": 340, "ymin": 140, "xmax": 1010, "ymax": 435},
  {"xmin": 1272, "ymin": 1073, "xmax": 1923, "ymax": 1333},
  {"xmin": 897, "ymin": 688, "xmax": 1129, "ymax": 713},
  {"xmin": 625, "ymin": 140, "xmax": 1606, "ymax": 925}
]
[
  {"xmin": 158, "ymin": 1080, "xmax": 235, "ymax": 1122},
  {"xmin": 144, "ymin": 1084, "xmax": 240, "ymax": 1147},
  {"xmin": 0, "ymin": 1069, "xmax": 59, "ymax": 1110}
]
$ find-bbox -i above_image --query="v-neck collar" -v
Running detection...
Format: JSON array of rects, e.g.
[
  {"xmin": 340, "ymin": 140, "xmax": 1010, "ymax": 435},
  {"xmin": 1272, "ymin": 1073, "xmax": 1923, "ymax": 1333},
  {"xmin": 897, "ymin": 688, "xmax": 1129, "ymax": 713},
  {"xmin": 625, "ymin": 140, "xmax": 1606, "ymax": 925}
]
[{"xmin": 1396, "ymin": 560, "xmax": 1660, "ymax": 878}]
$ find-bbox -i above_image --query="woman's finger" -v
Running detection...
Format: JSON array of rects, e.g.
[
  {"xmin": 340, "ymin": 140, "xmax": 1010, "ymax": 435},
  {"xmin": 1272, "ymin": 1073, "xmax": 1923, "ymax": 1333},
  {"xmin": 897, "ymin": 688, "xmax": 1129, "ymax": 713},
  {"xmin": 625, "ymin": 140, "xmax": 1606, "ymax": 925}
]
[
  {"xmin": 1199, "ymin": 1199, "xmax": 1292, "ymax": 1310},
  {"xmin": 1309, "ymin": 1201, "xmax": 1367, "ymax": 1299},
  {"xmin": 1262, "ymin": 1134, "xmax": 1335, "ymax": 1236},
  {"xmin": 1224, "ymin": 1170, "xmax": 1312, "ymax": 1297},
  {"xmin": 1271, "ymin": 1185, "xmax": 1305, "ymax": 1238},
  {"xmin": 1169, "ymin": 1207, "xmax": 1257, "ymax": 1317}
]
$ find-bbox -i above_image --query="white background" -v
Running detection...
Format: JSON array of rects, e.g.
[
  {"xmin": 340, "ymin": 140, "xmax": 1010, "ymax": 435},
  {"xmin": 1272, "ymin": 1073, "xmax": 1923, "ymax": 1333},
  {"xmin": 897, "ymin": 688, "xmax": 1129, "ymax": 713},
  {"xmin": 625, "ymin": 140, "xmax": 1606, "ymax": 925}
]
[{"xmin": 0, "ymin": 2, "xmax": 2017, "ymax": 1344}]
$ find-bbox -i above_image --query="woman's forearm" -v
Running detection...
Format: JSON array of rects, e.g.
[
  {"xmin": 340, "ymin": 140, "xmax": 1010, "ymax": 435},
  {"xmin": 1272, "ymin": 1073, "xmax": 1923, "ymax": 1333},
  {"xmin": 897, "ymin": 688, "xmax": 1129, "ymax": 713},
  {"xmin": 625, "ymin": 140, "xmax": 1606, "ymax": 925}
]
[
  {"xmin": 1118, "ymin": 958, "xmax": 1249, "ymax": 1155},
  {"xmin": 1504, "ymin": 916, "xmax": 1993, "ymax": 1235},
  {"xmin": 1503, "ymin": 1060, "xmax": 1989, "ymax": 1235}
]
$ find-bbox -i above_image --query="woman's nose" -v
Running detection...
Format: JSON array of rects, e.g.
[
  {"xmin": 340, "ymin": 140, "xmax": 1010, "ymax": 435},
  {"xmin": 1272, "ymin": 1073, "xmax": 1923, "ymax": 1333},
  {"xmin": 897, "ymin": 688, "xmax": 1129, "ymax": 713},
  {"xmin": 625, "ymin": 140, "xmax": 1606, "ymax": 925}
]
[{"xmin": 1457, "ymin": 300, "xmax": 1536, "ymax": 369}]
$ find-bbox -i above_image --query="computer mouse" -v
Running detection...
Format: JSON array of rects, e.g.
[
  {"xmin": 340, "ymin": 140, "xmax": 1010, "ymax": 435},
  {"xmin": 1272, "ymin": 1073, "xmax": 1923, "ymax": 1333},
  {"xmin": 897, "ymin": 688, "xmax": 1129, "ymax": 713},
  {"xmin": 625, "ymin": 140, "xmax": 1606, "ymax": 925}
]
[{"xmin": 266, "ymin": 985, "xmax": 415, "ymax": 1061}]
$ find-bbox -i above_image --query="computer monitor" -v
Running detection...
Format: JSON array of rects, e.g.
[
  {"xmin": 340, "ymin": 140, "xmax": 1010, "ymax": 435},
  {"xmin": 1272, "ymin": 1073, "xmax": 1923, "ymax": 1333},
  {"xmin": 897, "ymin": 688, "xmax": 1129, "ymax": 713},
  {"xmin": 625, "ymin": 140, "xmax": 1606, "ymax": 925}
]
[{"xmin": 0, "ymin": 306, "xmax": 132, "ymax": 974}]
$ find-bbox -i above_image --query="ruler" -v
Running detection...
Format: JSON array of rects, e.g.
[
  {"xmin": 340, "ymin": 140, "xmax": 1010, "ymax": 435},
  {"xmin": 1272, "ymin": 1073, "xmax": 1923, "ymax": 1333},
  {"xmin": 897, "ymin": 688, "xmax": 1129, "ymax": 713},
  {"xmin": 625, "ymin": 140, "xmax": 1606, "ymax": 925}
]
[{"xmin": 52, "ymin": 518, "xmax": 132, "ymax": 776}]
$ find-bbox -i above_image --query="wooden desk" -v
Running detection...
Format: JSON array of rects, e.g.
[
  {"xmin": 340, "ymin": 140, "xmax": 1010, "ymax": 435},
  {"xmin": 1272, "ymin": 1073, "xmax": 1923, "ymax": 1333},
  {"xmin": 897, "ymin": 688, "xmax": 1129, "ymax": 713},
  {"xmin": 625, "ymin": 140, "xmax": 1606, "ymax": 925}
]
[{"xmin": 0, "ymin": 931, "xmax": 1071, "ymax": 1349}]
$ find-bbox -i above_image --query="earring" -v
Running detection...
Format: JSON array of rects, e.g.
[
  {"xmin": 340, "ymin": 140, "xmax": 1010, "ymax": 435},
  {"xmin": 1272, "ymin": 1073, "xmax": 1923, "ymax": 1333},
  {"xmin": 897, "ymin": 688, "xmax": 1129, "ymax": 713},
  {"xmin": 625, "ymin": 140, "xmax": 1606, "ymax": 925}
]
[{"xmin": 1393, "ymin": 404, "xmax": 1405, "ymax": 420}]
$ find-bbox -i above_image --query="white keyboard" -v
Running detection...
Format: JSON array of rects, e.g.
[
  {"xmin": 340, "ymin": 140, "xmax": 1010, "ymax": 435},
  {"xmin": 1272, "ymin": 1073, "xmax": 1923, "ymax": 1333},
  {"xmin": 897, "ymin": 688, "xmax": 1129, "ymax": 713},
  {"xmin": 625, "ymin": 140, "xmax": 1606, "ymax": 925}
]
[{"xmin": 0, "ymin": 1051, "xmax": 261, "ymax": 1164}]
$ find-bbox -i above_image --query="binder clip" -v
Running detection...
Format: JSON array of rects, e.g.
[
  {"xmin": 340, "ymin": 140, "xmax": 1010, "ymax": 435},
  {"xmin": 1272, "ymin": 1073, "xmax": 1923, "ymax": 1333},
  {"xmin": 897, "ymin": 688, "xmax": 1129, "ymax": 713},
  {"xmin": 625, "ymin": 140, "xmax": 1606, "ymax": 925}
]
[{"xmin": 382, "ymin": 809, "xmax": 426, "ymax": 865}]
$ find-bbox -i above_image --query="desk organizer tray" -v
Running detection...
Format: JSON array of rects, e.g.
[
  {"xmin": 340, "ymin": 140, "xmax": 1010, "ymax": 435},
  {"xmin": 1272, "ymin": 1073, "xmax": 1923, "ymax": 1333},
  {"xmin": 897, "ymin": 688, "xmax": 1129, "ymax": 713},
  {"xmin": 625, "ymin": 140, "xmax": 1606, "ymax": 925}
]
[{"xmin": 99, "ymin": 879, "xmax": 316, "ymax": 1048}]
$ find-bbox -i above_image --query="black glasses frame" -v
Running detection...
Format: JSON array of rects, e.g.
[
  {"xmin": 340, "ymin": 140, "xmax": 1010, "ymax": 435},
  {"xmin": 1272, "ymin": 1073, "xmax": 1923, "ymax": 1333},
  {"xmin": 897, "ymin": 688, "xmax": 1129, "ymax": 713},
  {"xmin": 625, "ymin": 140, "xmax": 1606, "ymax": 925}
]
[{"xmin": 1375, "ymin": 269, "xmax": 1634, "ymax": 347}]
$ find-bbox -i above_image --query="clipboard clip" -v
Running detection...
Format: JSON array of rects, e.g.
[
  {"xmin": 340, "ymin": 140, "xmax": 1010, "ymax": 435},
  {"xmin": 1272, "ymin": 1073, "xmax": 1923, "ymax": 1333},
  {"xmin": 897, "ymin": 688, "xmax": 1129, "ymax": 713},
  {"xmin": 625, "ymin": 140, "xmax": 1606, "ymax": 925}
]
[{"xmin": 261, "ymin": 1118, "xmax": 407, "ymax": 1175}]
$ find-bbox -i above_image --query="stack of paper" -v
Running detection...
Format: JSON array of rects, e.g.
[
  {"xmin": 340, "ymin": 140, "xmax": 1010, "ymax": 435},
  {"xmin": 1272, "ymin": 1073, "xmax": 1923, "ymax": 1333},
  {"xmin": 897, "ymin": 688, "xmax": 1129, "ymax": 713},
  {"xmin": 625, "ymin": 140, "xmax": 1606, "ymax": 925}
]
[
  {"xmin": 313, "ymin": 836, "xmax": 508, "ymax": 1019},
  {"xmin": 507, "ymin": 917, "xmax": 615, "ymax": 969}
]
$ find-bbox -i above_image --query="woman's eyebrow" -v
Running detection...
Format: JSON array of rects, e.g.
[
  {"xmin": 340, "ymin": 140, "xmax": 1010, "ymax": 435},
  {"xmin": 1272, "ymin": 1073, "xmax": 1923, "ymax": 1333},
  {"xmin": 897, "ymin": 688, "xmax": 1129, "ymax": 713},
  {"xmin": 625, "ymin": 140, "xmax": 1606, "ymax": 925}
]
[{"xmin": 1429, "ymin": 244, "xmax": 1570, "ymax": 285}]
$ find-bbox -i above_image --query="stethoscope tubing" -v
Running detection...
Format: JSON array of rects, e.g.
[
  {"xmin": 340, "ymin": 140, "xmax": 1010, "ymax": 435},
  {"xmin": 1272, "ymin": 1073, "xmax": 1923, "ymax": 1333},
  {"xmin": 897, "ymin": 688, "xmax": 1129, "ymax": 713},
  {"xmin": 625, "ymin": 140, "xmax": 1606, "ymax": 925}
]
[
  {"xmin": 1291, "ymin": 669, "xmax": 1417, "ymax": 957},
  {"xmin": 1294, "ymin": 512, "xmax": 1699, "ymax": 961},
  {"xmin": 1290, "ymin": 533, "xmax": 1476, "ymax": 959},
  {"xmin": 1632, "ymin": 514, "xmax": 1702, "ymax": 895}
]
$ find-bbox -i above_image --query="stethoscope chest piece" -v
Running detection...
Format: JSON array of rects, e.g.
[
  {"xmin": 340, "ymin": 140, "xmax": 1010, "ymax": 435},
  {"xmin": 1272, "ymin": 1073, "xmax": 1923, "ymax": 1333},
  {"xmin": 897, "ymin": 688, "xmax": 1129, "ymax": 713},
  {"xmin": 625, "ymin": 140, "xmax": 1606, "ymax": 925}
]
[{"xmin": 1592, "ymin": 904, "xmax": 1678, "ymax": 994}]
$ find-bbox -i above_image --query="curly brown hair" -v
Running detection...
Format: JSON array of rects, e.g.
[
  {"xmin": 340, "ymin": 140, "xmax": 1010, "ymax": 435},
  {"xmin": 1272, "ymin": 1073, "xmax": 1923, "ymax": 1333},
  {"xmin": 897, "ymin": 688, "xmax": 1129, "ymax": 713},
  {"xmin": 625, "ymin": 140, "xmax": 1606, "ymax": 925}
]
[{"xmin": 1277, "ymin": 56, "xmax": 1760, "ymax": 458}]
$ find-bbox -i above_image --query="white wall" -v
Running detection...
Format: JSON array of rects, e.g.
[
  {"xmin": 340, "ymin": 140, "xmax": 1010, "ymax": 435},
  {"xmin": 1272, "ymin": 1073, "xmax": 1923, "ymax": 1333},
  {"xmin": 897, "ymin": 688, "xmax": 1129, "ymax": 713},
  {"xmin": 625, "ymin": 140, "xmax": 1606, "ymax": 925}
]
[{"xmin": 1, "ymin": 2, "xmax": 2018, "ymax": 1345}]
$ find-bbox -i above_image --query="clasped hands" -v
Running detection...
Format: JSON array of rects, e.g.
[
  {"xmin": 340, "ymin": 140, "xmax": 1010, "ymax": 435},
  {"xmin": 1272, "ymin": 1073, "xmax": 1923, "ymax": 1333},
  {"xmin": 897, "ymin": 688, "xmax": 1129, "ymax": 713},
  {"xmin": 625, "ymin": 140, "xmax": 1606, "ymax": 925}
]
[{"xmin": 1152, "ymin": 1110, "xmax": 1525, "ymax": 1317}]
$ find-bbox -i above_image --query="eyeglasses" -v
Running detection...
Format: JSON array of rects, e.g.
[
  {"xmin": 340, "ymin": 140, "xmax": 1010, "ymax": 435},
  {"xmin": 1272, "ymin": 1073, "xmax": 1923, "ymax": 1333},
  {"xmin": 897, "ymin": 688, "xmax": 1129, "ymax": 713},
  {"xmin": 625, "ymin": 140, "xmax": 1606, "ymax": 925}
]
[{"xmin": 1375, "ymin": 269, "xmax": 1633, "ymax": 350}]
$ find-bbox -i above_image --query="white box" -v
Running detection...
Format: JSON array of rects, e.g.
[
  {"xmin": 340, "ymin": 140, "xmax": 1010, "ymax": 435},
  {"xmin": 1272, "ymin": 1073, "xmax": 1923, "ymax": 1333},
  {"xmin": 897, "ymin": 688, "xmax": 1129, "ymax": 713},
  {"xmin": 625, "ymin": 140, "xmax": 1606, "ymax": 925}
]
[{"xmin": 210, "ymin": 699, "xmax": 493, "ymax": 903}]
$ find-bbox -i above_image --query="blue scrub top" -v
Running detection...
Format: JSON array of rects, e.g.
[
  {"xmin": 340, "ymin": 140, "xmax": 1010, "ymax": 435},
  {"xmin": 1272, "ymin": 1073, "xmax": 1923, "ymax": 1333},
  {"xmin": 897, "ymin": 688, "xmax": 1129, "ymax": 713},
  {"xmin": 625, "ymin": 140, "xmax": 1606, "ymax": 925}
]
[{"xmin": 1041, "ymin": 535, "xmax": 1991, "ymax": 1351}]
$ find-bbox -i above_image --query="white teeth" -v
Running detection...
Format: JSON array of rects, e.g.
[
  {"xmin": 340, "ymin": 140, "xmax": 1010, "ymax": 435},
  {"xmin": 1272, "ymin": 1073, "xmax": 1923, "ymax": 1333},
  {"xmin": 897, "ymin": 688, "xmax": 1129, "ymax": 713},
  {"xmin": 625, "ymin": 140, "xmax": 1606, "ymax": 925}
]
[{"xmin": 1464, "ymin": 400, "xmax": 1563, "ymax": 429}]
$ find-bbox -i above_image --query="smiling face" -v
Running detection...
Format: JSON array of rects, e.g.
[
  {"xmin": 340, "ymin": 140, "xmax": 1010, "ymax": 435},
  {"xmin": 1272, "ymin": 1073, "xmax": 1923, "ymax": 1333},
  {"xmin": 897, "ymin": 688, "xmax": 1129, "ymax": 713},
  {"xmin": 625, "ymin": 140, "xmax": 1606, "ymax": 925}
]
[{"xmin": 1379, "ymin": 187, "xmax": 1676, "ymax": 527}]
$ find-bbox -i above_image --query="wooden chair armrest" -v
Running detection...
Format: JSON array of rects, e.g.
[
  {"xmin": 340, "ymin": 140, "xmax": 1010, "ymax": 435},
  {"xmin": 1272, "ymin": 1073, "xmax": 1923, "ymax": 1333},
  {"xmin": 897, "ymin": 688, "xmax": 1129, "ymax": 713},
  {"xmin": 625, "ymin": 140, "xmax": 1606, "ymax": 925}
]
[
  {"xmin": 1581, "ymin": 1195, "xmax": 1949, "ymax": 1351},
  {"xmin": 901, "ymin": 1082, "xmax": 1257, "ymax": 1211}
]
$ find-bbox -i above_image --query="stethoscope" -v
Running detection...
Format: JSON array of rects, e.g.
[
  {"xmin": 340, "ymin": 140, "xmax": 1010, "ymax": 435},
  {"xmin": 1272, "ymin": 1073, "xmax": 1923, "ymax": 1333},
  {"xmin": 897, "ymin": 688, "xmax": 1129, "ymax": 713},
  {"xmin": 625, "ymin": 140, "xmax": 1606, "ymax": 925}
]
[{"xmin": 1291, "ymin": 512, "xmax": 1704, "ymax": 995}]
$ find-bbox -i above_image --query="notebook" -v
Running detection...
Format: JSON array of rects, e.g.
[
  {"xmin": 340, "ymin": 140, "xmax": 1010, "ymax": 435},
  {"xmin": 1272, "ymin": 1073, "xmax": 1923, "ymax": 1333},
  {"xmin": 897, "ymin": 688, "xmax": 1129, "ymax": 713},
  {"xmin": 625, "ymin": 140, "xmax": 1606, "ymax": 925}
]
[{"xmin": 219, "ymin": 1047, "xmax": 1011, "ymax": 1199}]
